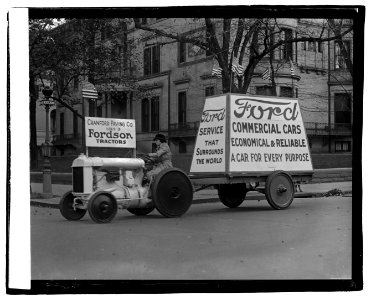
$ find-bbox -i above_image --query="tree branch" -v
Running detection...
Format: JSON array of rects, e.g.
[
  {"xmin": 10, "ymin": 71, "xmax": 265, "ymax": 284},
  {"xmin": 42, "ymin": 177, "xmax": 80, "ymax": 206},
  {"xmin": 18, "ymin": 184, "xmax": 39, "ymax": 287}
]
[
  {"xmin": 328, "ymin": 19, "xmax": 353, "ymax": 78},
  {"xmin": 133, "ymin": 18, "xmax": 209, "ymax": 51},
  {"xmin": 258, "ymin": 25, "xmax": 353, "ymax": 62},
  {"xmin": 51, "ymin": 96, "xmax": 83, "ymax": 119}
]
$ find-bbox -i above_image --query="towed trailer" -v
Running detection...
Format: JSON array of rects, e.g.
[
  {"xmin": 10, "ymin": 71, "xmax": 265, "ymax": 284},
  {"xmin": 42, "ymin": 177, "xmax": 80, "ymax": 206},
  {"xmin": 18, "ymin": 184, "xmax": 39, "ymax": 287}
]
[
  {"xmin": 59, "ymin": 93, "xmax": 313, "ymax": 223},
  {"xmin": 188, "ymin": 93, "xmax": 313, "ymax": 210}
]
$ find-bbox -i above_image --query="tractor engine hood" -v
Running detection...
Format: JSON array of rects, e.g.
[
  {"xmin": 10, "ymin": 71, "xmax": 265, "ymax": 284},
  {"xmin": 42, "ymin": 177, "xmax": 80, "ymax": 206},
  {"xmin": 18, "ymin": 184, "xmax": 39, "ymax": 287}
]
[{"xmin": 72, "ymin": 154, "xmax": 145, "ymax": 169}]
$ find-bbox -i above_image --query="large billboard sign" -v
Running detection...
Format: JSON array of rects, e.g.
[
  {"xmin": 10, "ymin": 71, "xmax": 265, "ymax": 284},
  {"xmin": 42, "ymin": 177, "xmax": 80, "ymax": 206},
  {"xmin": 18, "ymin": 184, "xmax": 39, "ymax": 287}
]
[
  {"xmin": 190, "ymin": 94, "xmax": 313, "ymax": 174},
  {"xmin": 229, "ymin": 94, "xmax": 312, "ymax": 172},
  {"xmin": 85, "ymin": 117, "xmax": 136, "ymax": 148}
]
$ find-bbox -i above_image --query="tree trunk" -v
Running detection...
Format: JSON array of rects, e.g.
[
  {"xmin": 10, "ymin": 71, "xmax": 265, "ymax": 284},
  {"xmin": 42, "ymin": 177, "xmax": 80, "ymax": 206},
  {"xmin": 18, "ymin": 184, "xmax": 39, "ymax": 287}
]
[{"xmin": 29, "ymin": 72, "xmax": 38, "ymax": 170}]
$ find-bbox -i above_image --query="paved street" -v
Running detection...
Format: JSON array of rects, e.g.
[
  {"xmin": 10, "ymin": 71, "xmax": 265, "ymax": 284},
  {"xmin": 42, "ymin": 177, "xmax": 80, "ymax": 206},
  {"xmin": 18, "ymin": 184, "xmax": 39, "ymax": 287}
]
[{"xmin": 31, "ymin": 195, "xmax": 352, "ymax": 280}]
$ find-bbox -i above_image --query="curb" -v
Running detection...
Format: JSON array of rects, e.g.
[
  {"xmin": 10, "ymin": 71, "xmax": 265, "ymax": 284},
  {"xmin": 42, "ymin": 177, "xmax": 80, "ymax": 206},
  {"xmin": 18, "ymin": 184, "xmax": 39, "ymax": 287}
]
[{"xmin": 31, "ymin": 201, "xmax": 60, "ymax": 209}]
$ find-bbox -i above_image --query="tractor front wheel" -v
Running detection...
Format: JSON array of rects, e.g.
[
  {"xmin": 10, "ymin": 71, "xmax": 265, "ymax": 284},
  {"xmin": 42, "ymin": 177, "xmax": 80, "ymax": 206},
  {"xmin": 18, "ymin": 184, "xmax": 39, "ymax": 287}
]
[
  {"xmin": 88, "ymin": 192, "xmax": 117, "ymax": 223},
  {"xmin": 59, "ymin": 191, "xmax": 86, "ymax": 221}
]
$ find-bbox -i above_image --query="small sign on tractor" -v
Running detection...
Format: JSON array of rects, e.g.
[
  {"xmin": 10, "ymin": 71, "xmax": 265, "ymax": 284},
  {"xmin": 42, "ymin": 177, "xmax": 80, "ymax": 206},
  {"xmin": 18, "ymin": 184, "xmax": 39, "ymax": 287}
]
[{"xmin": 59, "ymin": 93, "xmax": 313, "ymax": 223}]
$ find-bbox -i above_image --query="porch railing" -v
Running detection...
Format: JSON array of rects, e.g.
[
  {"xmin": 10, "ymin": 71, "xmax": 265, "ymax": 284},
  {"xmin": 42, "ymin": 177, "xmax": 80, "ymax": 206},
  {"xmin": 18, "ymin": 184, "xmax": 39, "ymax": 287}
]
[{"xmin": 304, "ymin": 122, "xmax": 352, "ymax": 136}]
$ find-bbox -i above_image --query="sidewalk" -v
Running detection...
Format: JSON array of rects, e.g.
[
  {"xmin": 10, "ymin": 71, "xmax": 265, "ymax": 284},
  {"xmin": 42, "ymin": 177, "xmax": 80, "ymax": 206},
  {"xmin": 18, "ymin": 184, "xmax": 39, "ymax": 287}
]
[{"xmin": 30, "ymin": 181, "xmax": 352, "ymax": 209}]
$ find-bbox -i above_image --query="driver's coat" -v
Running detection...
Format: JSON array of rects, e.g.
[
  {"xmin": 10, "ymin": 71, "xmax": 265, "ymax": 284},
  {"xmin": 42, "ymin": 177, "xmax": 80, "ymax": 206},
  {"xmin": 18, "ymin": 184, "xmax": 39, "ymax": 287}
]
[{"xmin": 147, "ymin": 143, "xmax": 173, "ymax": 180}]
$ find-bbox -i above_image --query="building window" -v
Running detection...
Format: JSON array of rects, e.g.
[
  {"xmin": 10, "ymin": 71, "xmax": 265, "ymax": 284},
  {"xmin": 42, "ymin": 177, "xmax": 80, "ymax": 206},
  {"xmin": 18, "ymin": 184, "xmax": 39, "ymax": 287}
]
[
  {"xmin": 188, "ymin": 44, "xmax": 204, "ymax": 59},
  {"xmin": 308, "ymin": 41, "xmax": 316, "ymax": 52},
  {"xmin": 334, "ymin": 93, "xmax": 351, "ymax": 125},
  {"xmin": 141, "ymin": 98, "xmax": 150, "ymax": 132},
  {"xmin": 144, "ymin": 44, "xmax": 160, "ymax": 76},
  {"xmin": 142, "ymin": 96, "xmax": 159, "ymax": 132},
  {"xmin": 151, "ymin": 96, "xmax": 160, "ymax": 132},
  {"xmin": 97, "ymin": 105, "xmax": 102, "ymax": 117},
  {"xmin": 335, "ymin": 141, "xmax": 351, "ymax": 152},
  {"xmin": 335, "ymin": 41, "xmax": 350, "ymax": 69},
  {"xmin": 111, "ymin": 91, "xmax": 127, "ymax": 119},
  {"xmin": 317, "ymin": 41, "xmax": 323, "ymax": 53},
  {"xmin": 301, "ymin": 41, "xmax": 306, "ymax": 51},
  {"xmin": 179, "ymin": 141, "xmax": 187, "ymax": 153},
  {"xmin": 205, "ymin": 86, "xmax": 215, "ymax": 97},
  {"xmin": 60, "ymin": 113, "xmax": 64, "ymax": 136},
  {"xmin": 280, "ymin": 28, "xmax": 293, "ymax": 60},
  {"xmin": 179, "ymin": 42, "xmax": 186, "ymax": 63},
  {"xmin": 256, "ymin": 85, "xmax": 274, "ymax": 96},
  {"xmin": 50, "ymin": 110, "xmax": 56, "ymax": 133},
  {"xmin": 73, "ymin": 112, "xmax": 78, "ymax": 137},
  {"xmin": 280, "ymin": 86, "xmax": 293, "ymax": 98},
  {"xmin": 178, "ymin": 30, "xmax": 210, "ymax": 64},
  {"xmin": 178, "ymin": 91, "xmax": 187, "ymax": 127}
]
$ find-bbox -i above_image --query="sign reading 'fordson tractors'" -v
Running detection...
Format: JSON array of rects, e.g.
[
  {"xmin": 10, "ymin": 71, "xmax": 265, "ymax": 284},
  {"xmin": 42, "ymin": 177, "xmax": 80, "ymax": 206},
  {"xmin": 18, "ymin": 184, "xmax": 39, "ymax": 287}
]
[{"xmin": 85, "ymin": 117, "xmax": 136, "ymax": 148}]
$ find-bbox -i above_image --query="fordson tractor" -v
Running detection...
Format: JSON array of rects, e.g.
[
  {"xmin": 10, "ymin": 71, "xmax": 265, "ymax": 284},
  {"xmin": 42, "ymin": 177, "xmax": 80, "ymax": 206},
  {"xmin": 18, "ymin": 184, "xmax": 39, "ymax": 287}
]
[{"xmin": 59, "ymin": 154, "xmax": 193, "ymax": 223}]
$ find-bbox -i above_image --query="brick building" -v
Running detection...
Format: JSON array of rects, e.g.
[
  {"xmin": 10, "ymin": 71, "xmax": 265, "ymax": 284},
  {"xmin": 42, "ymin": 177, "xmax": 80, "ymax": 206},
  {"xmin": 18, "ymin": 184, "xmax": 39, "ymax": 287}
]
[{"xmin": 43, "ymin": 18, "xmax": 353, "ymax": 172}]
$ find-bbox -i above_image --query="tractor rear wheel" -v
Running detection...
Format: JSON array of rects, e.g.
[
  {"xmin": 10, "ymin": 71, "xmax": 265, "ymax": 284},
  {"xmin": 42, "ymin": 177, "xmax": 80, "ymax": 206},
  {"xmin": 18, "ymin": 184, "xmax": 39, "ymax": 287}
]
[{"xmin": 152, "ymin": 168, "xmax": 193, "ymax": 218}]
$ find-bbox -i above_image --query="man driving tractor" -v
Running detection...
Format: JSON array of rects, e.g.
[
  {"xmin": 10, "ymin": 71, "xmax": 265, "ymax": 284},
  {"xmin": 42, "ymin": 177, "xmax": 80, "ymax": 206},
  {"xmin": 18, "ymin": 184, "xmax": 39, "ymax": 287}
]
[{"xmin": 145, "ymin": 133, "xmax": 173, "ymax": 183}]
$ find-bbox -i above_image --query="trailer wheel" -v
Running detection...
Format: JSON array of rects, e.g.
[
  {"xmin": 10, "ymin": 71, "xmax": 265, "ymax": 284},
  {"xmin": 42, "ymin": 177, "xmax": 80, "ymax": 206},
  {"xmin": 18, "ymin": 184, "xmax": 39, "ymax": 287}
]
[
  {"xmin": 88, "ymin": 192, "xmax": 117, "ymax": 223},
  {"xmin": 152, "ymin": 168, "xmax": 193, "ymax": 218},
  {"xmin": 218, "ymin": 184, "xmax": 247, "ymax": 208},
  {"xmin": 59, "ymin": 191, "xmax": 86, "ymax": 220},
  {"xmin": 127, "ymin": 207, "xmax": 155, "ymax": 216},
  {"xmin": 265, "ymin": 171, "xmax": 295, "ymax": 210}
]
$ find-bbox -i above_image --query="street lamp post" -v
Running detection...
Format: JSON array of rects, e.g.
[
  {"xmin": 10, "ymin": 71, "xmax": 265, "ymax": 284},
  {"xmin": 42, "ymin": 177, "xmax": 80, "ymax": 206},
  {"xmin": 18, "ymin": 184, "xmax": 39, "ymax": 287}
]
[{"xmin": 40, "ymin": 86, "xmax": 54, "ymax": 198}]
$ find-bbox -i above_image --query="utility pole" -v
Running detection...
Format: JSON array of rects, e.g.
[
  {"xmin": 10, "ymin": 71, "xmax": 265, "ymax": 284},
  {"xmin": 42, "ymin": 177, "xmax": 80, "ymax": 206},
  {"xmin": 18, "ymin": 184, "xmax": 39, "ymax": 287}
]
[{"xmin": 40, "ymin": 86, "xmax": 54, "ymax": 199}]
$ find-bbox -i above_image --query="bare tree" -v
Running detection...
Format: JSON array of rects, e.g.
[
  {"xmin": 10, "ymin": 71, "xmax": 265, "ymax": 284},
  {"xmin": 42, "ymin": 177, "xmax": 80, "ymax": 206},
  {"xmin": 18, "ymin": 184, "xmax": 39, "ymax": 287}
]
[
  {"xmin": 327, "ymin": 19, "xmax": 353, "ymax": 79},
  {"xmin": 133, "ymin": 18, "xmax": 353, "ymax": 93},
  {"xmin": 29, "ymin": 18, "xmax": 151, "ymax": 167}
]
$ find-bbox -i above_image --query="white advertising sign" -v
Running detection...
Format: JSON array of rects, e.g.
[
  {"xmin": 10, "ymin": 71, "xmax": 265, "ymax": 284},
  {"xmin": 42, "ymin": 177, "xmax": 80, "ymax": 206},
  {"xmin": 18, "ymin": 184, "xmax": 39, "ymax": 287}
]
[
  {"xmin": 229, "ymin": 95, "xmax": 313, "ymax": 172},
  {"xmin": 190, "ymin": 95, "xmax": 226, "ymax": 173},
  {"xmin": 85, "ymin": 117, "xmax": 136, "ymax": 148}
]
